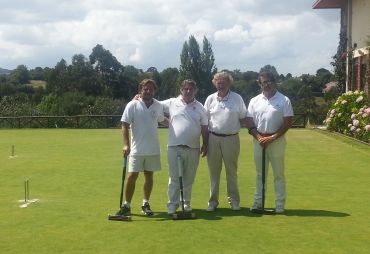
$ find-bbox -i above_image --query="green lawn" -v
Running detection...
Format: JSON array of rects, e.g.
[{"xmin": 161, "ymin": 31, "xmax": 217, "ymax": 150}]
[{"xmin": 0, "ymin": 129, "xmax": 369, "ymax": 254}]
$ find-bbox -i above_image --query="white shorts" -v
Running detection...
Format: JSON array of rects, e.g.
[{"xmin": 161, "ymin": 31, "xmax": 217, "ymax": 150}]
[{"xmin": 128, "ymin": 155, "xmax": 161, "ymax": 173}]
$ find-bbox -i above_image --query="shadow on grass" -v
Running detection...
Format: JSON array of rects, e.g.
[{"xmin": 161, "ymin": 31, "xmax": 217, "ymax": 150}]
[
  {"xmin": 129, "ymin": 207, "xmax": 263, "ymax": 221},
  {"xmin": 125, "ymin": 208, "xmax": 350, "ymax": 222},
  {"xmin": 284, "ymin": 209, "xmax": 350, "ymax": 217}
]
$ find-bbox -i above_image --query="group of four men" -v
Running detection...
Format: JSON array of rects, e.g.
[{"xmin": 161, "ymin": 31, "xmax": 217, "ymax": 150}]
[{"xmin": 118, "ymin": 71, "xmax": 293, "ymax": 216}]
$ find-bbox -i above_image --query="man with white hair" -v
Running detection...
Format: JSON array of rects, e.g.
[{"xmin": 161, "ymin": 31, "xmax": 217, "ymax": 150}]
[{"xmin": 204, "ymin": 71, "xmax": 247, "ymax": 212}]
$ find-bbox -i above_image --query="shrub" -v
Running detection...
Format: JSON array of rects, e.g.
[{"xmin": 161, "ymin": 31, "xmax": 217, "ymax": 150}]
[{"xmin": 324, "ymin": 90, "xmax": 370, "ymax": 143}]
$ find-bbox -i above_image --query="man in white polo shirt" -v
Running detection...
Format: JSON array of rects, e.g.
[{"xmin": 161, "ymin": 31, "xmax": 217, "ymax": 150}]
[
  {"xmin": 204, "ymin": 71, "xmax": 247, "ymax": 211},
  {"xmin": 246, "ymin": 71, "xmax": 293, "ymax": 214},
  {"xmin": 117, "ymin": 79, "xmax": 166, "ymax": 217},
  {"xmin": 161, "ymin": 79, "xmax": 209, "ymax": 215}
]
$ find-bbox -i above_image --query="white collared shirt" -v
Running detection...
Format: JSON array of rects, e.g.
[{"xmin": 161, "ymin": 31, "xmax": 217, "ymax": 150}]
[
  {"xmin": 161, "ymin": 96, "xmax": 208, "ymax": 148},
  {"xmin": 247, "ymin": 91, "xmax": 294, "ymax": 133},
  {"xmin": 121, "ymin": 98, "xmax": 165, "ymax": 155},
  {"xmin": 204, "ymin": 91, "xmax": 247, "ymax": 134}
]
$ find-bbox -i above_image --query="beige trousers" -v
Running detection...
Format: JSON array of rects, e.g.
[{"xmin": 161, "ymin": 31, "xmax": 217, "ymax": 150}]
[{"xmin": 207, "ymin": 133, "xmax": 240, "ymax": 206}]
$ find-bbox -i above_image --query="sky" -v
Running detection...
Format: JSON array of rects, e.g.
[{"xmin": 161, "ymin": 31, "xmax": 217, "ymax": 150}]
[{"xmin": 0, "ymin": 0, "xmax": 341, "ymax": 76}]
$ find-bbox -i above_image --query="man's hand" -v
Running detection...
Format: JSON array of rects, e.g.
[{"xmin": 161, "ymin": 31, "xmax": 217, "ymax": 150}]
[
  {"xmin": 200, "ymin": 144, "xmax": 208, "ymax": 157},
  {"xmin": 256, "ymin": 134, "xmax": 277, "ymax": 148},
  {"xmin": 122, "ymin": 145, "xmax": 130, "ymax": 157}
]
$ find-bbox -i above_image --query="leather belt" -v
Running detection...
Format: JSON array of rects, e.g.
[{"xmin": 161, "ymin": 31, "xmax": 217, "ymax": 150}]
[
  {"xmin": 177, "ymin": 144, "xmax": 190, "ymax": 148},
  {"xmin": 210, "ymin": 131, "xmax": 238, "ymax": 137}
]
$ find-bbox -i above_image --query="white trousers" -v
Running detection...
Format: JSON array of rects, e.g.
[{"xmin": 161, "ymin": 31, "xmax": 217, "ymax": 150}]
[
  {"xmin": 167, "ymin": 146, "xmax": 200, "ymax": 207},
  {"xmin": 207, "ymin": 134, "xmax": 240, "ymax": 206},
  {"xmin": 253, "ymin": 136, "xmax": 287, "ymax": 207}
]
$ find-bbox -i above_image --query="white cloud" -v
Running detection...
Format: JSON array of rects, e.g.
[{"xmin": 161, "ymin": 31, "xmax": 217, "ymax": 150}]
[
  {"xmin": 186, "ymin": 19, "xmax": 214, "ymax": 40},
  {"xmin": 0, "ymin": 0, "xmax": 341, "ymax": 76},
  {"xmin": 214, "ymin": 25, "xmax": 250, "ymax": 43},
  {"xmin": 128, "ymin": 48, "xmax": 142, "ymax": 63}
]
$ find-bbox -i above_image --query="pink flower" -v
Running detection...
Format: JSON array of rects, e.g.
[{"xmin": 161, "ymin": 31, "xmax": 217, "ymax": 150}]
[
  {"xmin": 365, "ymin": 108, "xmax": 370, "ymax": 114},
  {"xmin": 365, "ymin": 125, "xmax": 370, "ymax": 132},
  {"xmin": 362, "ymin": 113, "xmax": 369, "ymax": 118},
  {"xmin": 350, "ymin": 126, "xmax": 356, "ymax": 131},
  {"xmin": 353, "ymin": 119, "xmax": 360, "ymax": 127},
  {"xmin": 356, "ymin": 128, "xmax": 361, "ymax": 133},
  {"xmin": 351, "ymin": 114, "xmax": 356, "ymax": 119}
]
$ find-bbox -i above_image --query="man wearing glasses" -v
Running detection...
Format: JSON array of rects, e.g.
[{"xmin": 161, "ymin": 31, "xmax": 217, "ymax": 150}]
[{"xmin": 246, "ymin": 71, "xmax": 293, "ymax": 214}]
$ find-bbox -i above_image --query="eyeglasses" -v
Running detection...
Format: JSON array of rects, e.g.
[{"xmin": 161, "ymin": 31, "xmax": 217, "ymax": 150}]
[{"xmin": 260, "ymin": 80, "xmax": 274, "ymax": 85}]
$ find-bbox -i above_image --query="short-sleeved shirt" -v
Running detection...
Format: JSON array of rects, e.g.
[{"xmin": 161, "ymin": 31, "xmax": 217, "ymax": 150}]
[
  {"xmin": 247, "ymin": 91, "xmax": 294, "ymax": 134},
  {"xmin": 121, "ymin": 99, "xmax": 165, "ymax": 156},
  {"xmin": 204, "ymin": 91, "xmax": 247, "ymax": 134},
  {"xmin": 161, "ymin": 96, "xmax": 208, "ymax": 148}
]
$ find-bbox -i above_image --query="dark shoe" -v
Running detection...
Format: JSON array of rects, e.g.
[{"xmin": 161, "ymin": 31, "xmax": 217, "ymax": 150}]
[
  {"xmin": 116, "ymin": 204, "xmax": 131, "ymax": 216},
  {"xmin": 141, "ymin": 202, "xmax": 154, "ymax": 216}
]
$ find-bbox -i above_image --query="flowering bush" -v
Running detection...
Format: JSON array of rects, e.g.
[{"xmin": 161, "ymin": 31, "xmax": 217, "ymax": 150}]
[{"xmin": 324, "ymin": 90, "xmax": 370, "ymax": 143}]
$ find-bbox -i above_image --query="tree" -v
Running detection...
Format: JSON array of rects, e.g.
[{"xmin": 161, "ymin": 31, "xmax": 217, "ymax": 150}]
[
  {"xmin": 47, "ymin": 59, "xmax": 68, "ymax": 94},
  {"xmin": 158, "ymin": 68, "xmax": 179, "ymax": 99},
  {"xmin": 331, "ymin": 27, "xmax": 347, "ymax": 93},
  {"xmin": 29, "ymin": 67, "xmax": 46, "ymax": 80},
  {"xmin": 315, "ymin": 68, "xmax": 333, "ymax": 93},
  {"xmin": 10, "ymin": 65, "xmax": 30, "ymax": 84},
  {"xmin": 117, "ymin": 65, "xmax": 141, "ymax": 100},
  {"xmin": 89, "ymin": 44, "xmax": 124, "ymax": 96},
  {"xmin": 69, "ymin": 54, "xmax": 101, "ymax": 96},
  {"xmin": 229, "ymin": 69, "xmax": 260, "ymax": 104},
  {"xmin": 179, "ymin": 35, "xmax": 216, "ymax": 102},
  {"xmin": 200, "ymin": 36, "xmax": 217, "ymax": 99}
]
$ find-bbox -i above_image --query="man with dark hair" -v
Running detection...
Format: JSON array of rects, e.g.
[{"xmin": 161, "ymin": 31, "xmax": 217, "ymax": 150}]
[
  {"xmin": 118, "ymin": 79, "xmax": 166, "ymax": 216},
  {"xmin": 246, "ymin": 71, "xmax": 293, "ymax": 214},
  {"xmin": 161, "ymin": 79, "xmax": 209, "ymax": 215}
]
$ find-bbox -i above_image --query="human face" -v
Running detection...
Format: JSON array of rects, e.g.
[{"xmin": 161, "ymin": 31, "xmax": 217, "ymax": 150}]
[
  {"xmin": 259, "ymin": 76, "xmax": 275, "ymax": 90},
  {"xmin": 180, "ymin": 83, "xmax": 196, "ymax": 103},
  {"xmin": 140, "ymin": 83, "xmax": 155, "ymax": 102},
  {"xmin": 213, "ymin": 77, "xmax": 230, "ymax": 93}
]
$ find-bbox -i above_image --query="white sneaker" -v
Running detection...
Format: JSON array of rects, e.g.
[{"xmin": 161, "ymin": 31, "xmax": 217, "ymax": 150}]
[
  {"xmin": 206, "ymin": 203, "xmax": 217, "ymax": 212},
  {"xmin": 167, "ymin": 205, "xmax": 177, "ymax": 215},
  {"xmin": 250, "ymin": 202, "xmax": 262, "ymax": 212},
  {"xmin": 275, "ymin": 205, "xmax": 285, "ymax": 214},
  {"xmin": 231, "ymin": 203, "xmax": 241, "ymax": 211},
  {"xmin": 184, "ymin": 204, "xmax": 192, "ymax": 212}
]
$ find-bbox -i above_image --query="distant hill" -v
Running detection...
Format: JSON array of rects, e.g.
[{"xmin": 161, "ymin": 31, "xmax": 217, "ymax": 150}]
[{"xmin": 0, "ymin": 67, "xmax": 12, "ymax": 75}]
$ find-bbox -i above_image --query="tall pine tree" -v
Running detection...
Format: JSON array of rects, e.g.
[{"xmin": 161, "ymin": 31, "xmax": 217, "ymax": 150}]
[{"xmin": 179, "ymin": 35, "xmax": 216, "ymax": 102}]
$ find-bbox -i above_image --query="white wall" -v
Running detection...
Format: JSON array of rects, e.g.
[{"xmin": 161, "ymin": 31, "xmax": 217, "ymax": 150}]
[{"xmin": 352, "ymin": 0, "xmax": 370, "ymax": 48}]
